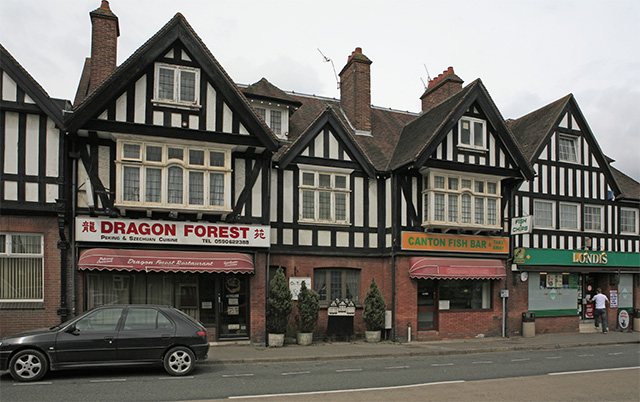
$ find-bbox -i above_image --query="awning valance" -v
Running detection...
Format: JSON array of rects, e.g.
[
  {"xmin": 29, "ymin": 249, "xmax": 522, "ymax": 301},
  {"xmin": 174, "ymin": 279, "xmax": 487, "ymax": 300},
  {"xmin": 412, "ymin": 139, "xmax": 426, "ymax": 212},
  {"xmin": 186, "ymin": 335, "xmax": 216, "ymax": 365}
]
[
  {"xmin": 409, "ymin": 257, "xmax": 506, "ymax": 280},
  {"xmin": 78, "ymin": 248, "xmax": 254, "ymax": 274}
]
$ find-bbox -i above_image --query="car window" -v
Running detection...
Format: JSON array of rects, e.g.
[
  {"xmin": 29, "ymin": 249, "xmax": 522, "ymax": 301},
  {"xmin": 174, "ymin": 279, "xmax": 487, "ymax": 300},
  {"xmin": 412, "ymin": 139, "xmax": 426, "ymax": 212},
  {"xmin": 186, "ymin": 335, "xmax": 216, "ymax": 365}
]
[
  {"xmin": 75, "ymin": 308, "xmax": 124, "ymax": 332},
  {"xmin": 123, "ymin": 308, "xmax": 174, "ymax": 331}
]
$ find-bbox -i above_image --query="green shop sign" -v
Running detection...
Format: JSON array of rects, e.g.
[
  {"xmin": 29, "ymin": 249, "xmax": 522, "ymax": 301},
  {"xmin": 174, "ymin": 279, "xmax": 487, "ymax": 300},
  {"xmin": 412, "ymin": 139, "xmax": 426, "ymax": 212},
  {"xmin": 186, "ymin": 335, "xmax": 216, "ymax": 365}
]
[{"xmin": 514, "ymin": 248, "xmax": 640, "ymax": 267}]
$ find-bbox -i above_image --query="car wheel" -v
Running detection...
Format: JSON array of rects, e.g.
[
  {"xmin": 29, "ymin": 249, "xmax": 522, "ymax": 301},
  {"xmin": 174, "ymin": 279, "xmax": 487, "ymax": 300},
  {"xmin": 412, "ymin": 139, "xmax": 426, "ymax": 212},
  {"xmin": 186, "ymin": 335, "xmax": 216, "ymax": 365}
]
[
  {"xmin": 164, "ymin": 346, "xmax": 195, "ymax": 376},
  {"xmin": 9, "ymin": 349, "xmax": 49, "ymax": 382}
]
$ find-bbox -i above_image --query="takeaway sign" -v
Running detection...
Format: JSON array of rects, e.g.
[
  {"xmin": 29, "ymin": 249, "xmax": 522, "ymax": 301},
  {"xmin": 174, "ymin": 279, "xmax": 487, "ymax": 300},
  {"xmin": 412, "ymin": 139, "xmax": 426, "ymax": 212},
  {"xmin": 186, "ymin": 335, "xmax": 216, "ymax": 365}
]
[{"xmin": 76, "ymin": 217, "xmax": 270, "ymax": 247}]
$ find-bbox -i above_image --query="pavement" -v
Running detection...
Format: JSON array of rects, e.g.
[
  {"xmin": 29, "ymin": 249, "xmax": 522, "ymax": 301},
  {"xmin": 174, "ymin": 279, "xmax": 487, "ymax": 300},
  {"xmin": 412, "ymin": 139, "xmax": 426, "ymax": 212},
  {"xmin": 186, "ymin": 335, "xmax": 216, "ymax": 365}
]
[{"xmin": 204, "ymin": 330, "xmax": 640, "ymax": 365}]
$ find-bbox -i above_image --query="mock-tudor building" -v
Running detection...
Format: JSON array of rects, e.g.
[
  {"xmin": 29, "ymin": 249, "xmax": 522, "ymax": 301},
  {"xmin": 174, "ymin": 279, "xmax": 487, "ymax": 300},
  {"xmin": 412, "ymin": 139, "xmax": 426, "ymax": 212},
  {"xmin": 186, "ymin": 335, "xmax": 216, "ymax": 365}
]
[{"xmin": 1, "ymin": 1, "xmax": 638, "ymax": 342}]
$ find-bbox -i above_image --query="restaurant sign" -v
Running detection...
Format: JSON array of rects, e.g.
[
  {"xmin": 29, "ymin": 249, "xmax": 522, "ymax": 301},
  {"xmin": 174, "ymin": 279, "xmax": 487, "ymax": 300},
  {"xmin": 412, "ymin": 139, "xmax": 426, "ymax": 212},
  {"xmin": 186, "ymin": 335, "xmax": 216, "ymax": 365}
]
[
  {"xmin": 402, "ymin": 232, "xmax": 509, "ymax": 254},
  {"xmin": 514, "ymin": 248, "xmax": 640, "ymax": 268},
  {"xmin": 76, "ymin": 217, "xmax": 270, "ymax": 247}
]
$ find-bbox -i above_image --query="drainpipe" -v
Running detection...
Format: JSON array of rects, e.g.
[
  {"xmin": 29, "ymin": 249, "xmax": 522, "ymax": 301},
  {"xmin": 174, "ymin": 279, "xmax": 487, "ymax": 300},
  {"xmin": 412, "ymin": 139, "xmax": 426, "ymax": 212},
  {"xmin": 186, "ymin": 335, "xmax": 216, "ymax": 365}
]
[
  {"xmin": 69, "ymin": 138, "xmax": 80, "ymax": 317},
  {"xmin": 56, "ymin": 198, "xmax": 69, "ymax": 323}
]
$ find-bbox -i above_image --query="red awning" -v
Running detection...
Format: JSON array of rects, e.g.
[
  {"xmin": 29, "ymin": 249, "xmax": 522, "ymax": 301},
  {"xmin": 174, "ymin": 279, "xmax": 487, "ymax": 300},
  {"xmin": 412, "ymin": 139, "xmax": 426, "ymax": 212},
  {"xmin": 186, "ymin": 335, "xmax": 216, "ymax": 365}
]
[
  {"xmin": 409, "ymin": 257, "xmax": 505, "ymax": 280},
  {"xmin": 78, "ymin": 248, "xmax": 254, "ymax": 274}
]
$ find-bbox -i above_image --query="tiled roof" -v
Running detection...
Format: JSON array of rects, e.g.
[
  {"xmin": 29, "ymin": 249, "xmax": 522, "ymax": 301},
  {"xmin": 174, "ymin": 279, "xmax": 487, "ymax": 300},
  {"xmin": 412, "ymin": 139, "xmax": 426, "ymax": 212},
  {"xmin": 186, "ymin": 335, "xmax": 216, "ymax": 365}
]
[
  {"xmin": 243, "ymin": 78, "xmax": 302, "ymax": 106},
  {"xmin": 611, "ymin": 166, "xmax": 640, "ymax": 201}
]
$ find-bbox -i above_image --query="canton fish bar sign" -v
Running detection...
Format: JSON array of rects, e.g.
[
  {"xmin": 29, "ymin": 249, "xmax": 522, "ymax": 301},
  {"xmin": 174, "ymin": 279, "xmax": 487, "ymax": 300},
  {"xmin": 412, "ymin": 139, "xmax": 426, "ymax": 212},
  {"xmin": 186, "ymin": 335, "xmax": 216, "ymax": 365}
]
[
  {"xmin": 76, "ymin": 217, "xmax": 270, "ymax": 247},
  {"xmin": 402, "ymin": 232, "xmax": 509, "ymax": 254}
]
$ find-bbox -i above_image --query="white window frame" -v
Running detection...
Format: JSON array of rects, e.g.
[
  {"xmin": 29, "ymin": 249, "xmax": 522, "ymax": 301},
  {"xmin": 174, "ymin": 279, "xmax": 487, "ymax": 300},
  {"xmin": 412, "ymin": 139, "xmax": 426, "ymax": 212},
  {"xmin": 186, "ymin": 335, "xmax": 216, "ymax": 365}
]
[
  {"xmin": 252, "ymin": 101, "xmax": 289, "ymax": 139},
  {"xmin": 115, "ymin": 139, "xmax": 232, "ymax": 212},
  {"xmin": 422, "ymin": 170, "xmax": 501, "ymax": 230},
  {"xmin": 458, "ymin": 117, "xmax": 487, "ymax": 150},
  {"xmin": 298, "ymin": 165, "xmax": 352, "ymax": 225},
  {"xmin": 153, "ymin": 63, "xmax": 201, "ymax": 108},
  {"xmin": 559, "ymin": 202, "xmax": 579, "ymax": 230},
  {"xmin": 533, "ymin": 200, "xmax": 555, "ymax": 229},
  {"xmin": 620, "ymin": 208, "xmax": 639, "ymax": 234},
  {"xmin": 0, "ymin": 233, "xmax": 44, "ymax": 302},
  {"xmin": 584, "ymin": 205, "xmax": 604, "ymax": 232},
  {"xmin": 558, "ymin": 134, "xmax": 580, "ymax": 163}
]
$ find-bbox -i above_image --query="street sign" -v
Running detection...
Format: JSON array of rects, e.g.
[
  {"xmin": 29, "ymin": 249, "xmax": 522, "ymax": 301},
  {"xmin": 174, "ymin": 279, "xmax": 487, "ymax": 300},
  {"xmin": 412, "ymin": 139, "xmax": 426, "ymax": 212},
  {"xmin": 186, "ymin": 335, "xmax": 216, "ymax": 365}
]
[{"xmin": 511, "ymin": 216, "xmax": 533, "ymax": 235}]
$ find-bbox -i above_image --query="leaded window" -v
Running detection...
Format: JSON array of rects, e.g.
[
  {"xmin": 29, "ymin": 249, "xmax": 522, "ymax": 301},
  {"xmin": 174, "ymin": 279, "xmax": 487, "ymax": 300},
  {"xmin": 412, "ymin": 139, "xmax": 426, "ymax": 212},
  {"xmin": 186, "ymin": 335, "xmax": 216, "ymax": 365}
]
[{"xmin": 299, "ymin": 168, "xmax": 351, "ymax": 224}]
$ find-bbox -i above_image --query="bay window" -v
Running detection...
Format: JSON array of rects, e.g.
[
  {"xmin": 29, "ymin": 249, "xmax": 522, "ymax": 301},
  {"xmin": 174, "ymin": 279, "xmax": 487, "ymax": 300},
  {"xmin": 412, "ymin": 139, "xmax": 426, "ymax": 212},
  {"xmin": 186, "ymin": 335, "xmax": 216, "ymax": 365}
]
[
  {"xmin": 0, "ymin": 233, "xmax": 43, "ymax": 301},
  {"xmin": 422, "ymin": 170, "xmax": 501, "ymax": 230},
  {"xmin": 116, "ymin": 140, "xmax": 231, "ymax": 211}
]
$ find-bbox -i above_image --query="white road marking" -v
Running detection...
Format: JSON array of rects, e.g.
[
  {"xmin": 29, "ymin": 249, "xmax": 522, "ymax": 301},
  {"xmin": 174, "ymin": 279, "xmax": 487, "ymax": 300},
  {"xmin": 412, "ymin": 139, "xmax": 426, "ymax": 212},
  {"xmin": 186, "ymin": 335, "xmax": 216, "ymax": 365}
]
[
  {"xmin": 14, "ymin": 382, "xmax": 52, "ymax": 386},
  {"xmin": 472, "ymin": 361, "xmax": 493, "ymax": 364},
  {"xmin": 163, "ymin": 376, "xmax": 195, "ymax": 379},
  {"xmin": 549, "ymin": 366, "xmax": 640, "ymax": 376},
  {"xmin": 431, "ymin": 363, "xmax": 453, "ymax": 367},
  {"xmin": 281, "ymin": 371, "xmax": 310, "ymax": 376},
  {"xmin": 223, "ymin": 374, "xmax": 254, "ymax": 378},
  {"xmin": 336, "ymin": 368, "xmax": 362, "ymax": 372},
  {"xmin": 511, "ymin": 358, "xmax": 530, "ymax": 362},
  {"xmin": 385, "ymin": 366, "xmax": 410, "ymax": 369},
  {"xmin": 89, "ymin": 379, "xmax": 127, "ymax": 383},
  {"xmin": 608, "ymin": 352, "xmax": 624, "ymax": 356},
  {"xmin": 545, "ymin": 356, "xmax": 562, "ymax": 359},
  {"xmin": 579, "ymin": 354, "xmax": 595, "ymax": 357},
  {"xmin": 228, "ymin": 380, "xmax": 465, "ymax": 399}
]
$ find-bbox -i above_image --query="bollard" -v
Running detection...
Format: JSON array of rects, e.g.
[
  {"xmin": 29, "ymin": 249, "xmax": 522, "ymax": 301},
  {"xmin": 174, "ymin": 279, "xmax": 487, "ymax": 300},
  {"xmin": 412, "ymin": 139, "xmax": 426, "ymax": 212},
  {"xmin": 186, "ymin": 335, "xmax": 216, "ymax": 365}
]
[{"xmin": 522, "ymin": 312, "xmax": 535, "ymax": 338}]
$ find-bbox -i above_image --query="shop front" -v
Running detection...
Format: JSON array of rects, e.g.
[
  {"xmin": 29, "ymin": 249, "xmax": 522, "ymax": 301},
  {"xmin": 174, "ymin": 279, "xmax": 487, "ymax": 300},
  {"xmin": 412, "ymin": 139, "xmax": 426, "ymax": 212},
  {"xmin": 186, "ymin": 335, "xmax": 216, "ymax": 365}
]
[
  {"xmin": 512, "ymin": 248, "xmax": 640, "ymax": 334},
  {"xmin": 400, "ymin": 232, "xmax": 510, "ymax": 340},
  {"xmin": 74, "ymin": 217, "xmax": 270, "ymax": 342}
]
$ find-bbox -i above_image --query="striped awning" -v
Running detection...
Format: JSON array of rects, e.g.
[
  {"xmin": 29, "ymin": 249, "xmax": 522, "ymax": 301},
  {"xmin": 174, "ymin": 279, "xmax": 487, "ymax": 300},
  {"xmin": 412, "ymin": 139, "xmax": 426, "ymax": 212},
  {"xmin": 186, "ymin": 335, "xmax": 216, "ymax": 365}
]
[{"xmin": 409, "ymin": 257, "xmax": 506, "ymax": 280}]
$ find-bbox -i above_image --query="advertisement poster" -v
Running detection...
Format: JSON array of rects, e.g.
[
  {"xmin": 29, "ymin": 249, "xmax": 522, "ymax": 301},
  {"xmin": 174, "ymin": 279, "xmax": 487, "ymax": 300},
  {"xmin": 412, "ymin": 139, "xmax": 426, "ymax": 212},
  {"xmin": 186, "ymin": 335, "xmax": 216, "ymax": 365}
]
[{"xmin": 610, "ymin": 290, "xmax": 618, "ymax": 308}]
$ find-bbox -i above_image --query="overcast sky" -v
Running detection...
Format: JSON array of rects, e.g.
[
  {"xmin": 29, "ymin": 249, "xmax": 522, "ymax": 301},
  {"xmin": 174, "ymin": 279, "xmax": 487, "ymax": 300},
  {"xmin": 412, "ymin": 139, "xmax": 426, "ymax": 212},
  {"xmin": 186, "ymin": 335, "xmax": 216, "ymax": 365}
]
[{"xmin": 2, "ymin": 0, "xmax": 639, "ymax": 181}]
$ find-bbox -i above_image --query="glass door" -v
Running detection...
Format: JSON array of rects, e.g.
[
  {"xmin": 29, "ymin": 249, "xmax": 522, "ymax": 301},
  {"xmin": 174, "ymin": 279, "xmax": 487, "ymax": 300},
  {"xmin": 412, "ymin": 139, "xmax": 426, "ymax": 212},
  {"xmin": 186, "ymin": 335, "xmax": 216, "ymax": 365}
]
[
  {"xmin": 417, "ymin": 280, "xmax": 438, "ymax": 330},
  {"xmin": 217, "ymin": 274, "xmax": 249, "ymax": 339},
  {"xmin": 580, "ymin": 274, "xmax": 595, "ymax": 320}
]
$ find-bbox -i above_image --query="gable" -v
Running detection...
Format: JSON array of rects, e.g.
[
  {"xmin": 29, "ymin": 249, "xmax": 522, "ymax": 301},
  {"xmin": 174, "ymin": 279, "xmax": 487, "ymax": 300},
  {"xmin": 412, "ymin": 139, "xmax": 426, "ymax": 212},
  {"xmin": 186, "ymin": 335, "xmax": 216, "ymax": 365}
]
[{"xmin": 66, "ymin": 14, "xmax": 278, "ymax": 151}]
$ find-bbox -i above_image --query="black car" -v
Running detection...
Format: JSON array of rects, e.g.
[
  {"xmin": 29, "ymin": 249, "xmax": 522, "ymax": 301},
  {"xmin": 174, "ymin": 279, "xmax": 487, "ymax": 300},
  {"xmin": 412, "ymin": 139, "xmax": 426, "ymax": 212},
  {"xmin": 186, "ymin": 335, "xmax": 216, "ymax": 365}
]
[{"xmin": 0, "ymin": 305, "xmax": 209, "ymax": 381}]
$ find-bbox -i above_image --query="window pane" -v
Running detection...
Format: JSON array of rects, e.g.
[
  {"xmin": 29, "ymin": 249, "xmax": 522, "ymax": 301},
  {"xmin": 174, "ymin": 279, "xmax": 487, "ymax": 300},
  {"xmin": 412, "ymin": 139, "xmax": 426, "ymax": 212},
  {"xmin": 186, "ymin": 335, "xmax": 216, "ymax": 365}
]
[
  {"xmin": 621, "ymin": 210, "xmax": 637, "ymax": 233},
  {"xmin": 558, "ymin": 136, "xmax": 578, "ymax": 162},
  {"xmin": 473, "ymin": 122, "xmax": 484, "ymax": 147},
  {"xmin": 168, "ymin": 148, "xmax": 183, "ymax": 161},
  {"xmin": 475, "ymin": 198, "xmax": 485, "ymax": 224},
  {"xmin": 302, "ymin": 190, "xmax": 315, "ymax": 219},
  {"xmin": 487, "ymin": 199, "xmax": 497, "ymax": 225},
  {"xmin": 319, "ymin": 191, "xmax": 331, "ymax": 220},
  {"xmin": 335, "ymin": 175, "xmax": 347, "ymax": 189},
  {"xmin": 448, "ymin": 194, "xmax": 458, "ymax": 222},
  {"xmin": 448, "ymin": 178, "xmax": 458, "ymax": 190},
  {"xmin": 460, "ymin": 120, "xmax": 471, "ymax": 145},
  {"xmin": 423, "ymin": 193, "xmax": 429, "ymax": 220},
  {"xmin": 146, "ymin": 145, "xmax": 162, "ymax": 162},
  {"xmin": 209, "ymin": 173, "xmax": 224, "ymax": 206},
  {"xmin": 124, "ymin": 308, "xmax": 158, "ymax": 330},
  {"xmin": 0, "ymin": 235, "xmax": 5, "ymax": 253},
  {"xmin": 179, "ymin": 70, "xmax": 196, "ymax": 102},
  {"xmin": 487, "ymin": 182, "xmax": 497, "ymax": 194},
  {"xmin": 439, "ymin": 279, "xmax": 490, "ymax": 310},
  {"xmin": 462, "ymin": 194, "xmax": 472, "ymax": 223},
  {"xmin": 434, "ymin": 176, "xmax": 445, "ymax": 189},
  {"xmin": 434, "ymin": 193, "xmax": 445, "ymax": 221},
  {"xmin": 270, "ymin": 110, "xmax": 282, "ymax": 135},
  {"xmin": 210, "ymin": 151, "xmax": 225, "ymax": 167},
  {"xmin": 335, "ymin": 193, "xmax": 347, "ymax": 221},
  {"xmin": 123, "ymin": 166, "xmax": 140, "ymax": 201},
  {"xmin": 123, "ymin": 143, "xmax": 140, "ymax": 159},
  {"xmin": 330, "ymin": 271, "xmax": 342, "ymax": 301},
  {"xmin": 584, "ymin": 206, "xmax": 602, "ymax": 231},
  {"xmin": 534, "ymin": 201, "xmax": 553, "ymax": 227},
  {"xmin": 146, "ymin": 168, "xmax": 162, "ymax": 203},
  {"xmin": 167, "ymin": 166, "xmax": 183, "ymax": 204},
  {"xmin": 11, "ymin": 235, "xmax": 41, "ymax": 254},
  {"xmin": 319, "ymin": 174, "xmax": 331, "ymax": 188},
  {"xmin": 345, "ymin": 270, "xmax": 359, "ymax": 301},
  {"xmin": 189, "ymin": 171, "xmax": 204, "ymax": 205},
  {"xmin": 302, "ymin": 172, "xmax": 315, "ymax": 186},
  {"xmin": 474, "ymin": 181, "xmax": 484, "ymax": 193},
  {"xmin": 158, "ymin": 68, "xmax": 175, "ymax": 100},
  {"xmin": 314, "ymin": 271, "xmax": 327, "ymax": 301},
  {"xmin": 0, "ymin": 257, "xmax": 42, "ymax": 300},
  {"xmin": 256, "ymin": 108, "xmax": 266, "ymax": 121},
  {"xmin": 560, "ymin": 204, "xmax": 578, "ymax": 229},
  {"xmin": 189, "ymin": 150, "xmax": 204, "ymax": 166},
  {"xmin": 461, "ymin": 179, "xmax": 471, "ymax": 189}
]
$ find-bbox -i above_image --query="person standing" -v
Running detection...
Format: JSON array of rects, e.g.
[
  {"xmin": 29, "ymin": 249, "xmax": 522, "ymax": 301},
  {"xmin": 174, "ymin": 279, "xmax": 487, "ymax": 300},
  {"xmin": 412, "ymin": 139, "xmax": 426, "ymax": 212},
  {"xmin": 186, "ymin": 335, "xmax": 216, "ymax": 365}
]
[{"xmin": 592, "ymin": 288, "xmax": 609, "ymax": 333}]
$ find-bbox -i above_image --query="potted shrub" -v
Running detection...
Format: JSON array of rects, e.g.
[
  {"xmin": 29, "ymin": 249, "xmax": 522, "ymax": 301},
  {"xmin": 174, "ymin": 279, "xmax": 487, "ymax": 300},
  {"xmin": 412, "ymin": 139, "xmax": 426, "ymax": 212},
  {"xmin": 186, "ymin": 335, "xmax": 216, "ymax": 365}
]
[
  {"xmin": 294, "ymin": 281, "xmax": 319, "ymax": 346},
  {"xmin": 266, "ymin": 267, "xmax": 292, "ymax": 347},
  {"xmin": 363, "ymin": 278, "xmax": 386, "ymax": 342}
]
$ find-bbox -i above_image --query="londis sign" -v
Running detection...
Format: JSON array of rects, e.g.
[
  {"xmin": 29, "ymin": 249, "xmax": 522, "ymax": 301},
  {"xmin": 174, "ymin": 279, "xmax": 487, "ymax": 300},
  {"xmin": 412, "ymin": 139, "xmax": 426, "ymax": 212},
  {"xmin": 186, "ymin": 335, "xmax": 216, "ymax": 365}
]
[
  {"xmin": 76, "ymin": 217, "xmax": 270, "ymax": 247},
  {"xmin": 402, "ymin": 232, "xmax": 509, "ymax": 254},
  {"xmin": 514, "ymin": 248, "xmax": 640, "ymax": 268},
  {"xmin": 572, "ymin": 251, "xmax": 608, "ymax": 265}
]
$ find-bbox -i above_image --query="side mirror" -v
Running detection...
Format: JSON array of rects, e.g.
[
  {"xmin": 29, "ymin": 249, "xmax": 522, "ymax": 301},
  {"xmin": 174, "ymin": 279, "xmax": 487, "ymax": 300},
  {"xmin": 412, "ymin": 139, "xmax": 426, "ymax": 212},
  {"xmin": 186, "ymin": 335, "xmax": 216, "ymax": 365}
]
[{"xmin": 65, "ymin": 324, "xmax": 80, "ymax": 335}]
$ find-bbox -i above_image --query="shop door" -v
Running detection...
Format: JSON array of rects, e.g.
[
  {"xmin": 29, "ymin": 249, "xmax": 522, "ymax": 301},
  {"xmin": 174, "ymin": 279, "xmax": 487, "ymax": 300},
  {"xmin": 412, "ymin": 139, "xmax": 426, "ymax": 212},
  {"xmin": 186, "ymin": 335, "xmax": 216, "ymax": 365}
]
[
  {"xmin": 417, "ymin": 280, "xmax": 438, "ymax": 330},
  {"xmin": 217, "ymin": 275, "xmax": 249, "ymax": 339},
  {"xmin": 580, "ymin": 274, "xmax": 596, "ymax": 320}
]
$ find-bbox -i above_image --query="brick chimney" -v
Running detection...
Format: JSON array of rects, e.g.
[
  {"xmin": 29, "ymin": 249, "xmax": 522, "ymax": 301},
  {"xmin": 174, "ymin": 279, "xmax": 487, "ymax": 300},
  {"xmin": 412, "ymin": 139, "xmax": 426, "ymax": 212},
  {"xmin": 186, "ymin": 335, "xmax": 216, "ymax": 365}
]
[
  {"xmin": 420, "ymin": 67, "xmax": 463, "ymax": 113},
  {"xmin": 89, "ymin": 0, "xmax": 119, "ymax": 92},
  {"xmin": 339, "ymin": 47, "xmax": 372, "ymax": 132}
]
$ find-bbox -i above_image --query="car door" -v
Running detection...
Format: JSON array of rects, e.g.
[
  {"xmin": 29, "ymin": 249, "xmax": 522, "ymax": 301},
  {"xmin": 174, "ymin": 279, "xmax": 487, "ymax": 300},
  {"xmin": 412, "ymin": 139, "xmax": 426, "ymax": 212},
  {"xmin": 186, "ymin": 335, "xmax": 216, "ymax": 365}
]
[
  {"xmin": 117, "ymin": 307, "xmax": 176, "ymax": 362},
  {"xmin": 55, "ymin": 307, "xmax": 124, "ymax": 366}
]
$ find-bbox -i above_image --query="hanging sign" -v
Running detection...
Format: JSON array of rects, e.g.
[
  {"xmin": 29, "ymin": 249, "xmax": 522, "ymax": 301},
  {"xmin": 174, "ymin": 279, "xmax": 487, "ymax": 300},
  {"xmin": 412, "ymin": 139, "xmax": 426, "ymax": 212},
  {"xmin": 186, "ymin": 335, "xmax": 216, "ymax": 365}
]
[{"xmin": 511, "ymin": 216, "xmax": 533, "ymax": 235}]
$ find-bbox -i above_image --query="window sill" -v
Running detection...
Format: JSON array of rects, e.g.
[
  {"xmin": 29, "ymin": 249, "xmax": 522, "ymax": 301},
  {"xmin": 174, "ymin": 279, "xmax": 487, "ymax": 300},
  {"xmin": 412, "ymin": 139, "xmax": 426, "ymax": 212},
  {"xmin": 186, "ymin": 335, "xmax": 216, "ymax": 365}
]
[
  {"xmin": 299, "ymin": 220, "xmax": 351, "ymax": 228},
  {"xmin": 457, "ymin": 145, "xmax": 488, "ymax": 153},
  {"xmin": 0, "ymin": 301, "xmax": 45, "ymax": 310},
  {"xmin": 152, "ymin": 100, "xmax": 202, "ymax": 111}
]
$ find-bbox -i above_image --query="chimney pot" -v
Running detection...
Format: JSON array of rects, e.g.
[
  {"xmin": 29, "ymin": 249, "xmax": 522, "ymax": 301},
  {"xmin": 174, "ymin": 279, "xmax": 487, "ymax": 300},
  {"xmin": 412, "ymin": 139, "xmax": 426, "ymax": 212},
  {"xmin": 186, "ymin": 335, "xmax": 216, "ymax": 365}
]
[
  {"xmin": 89, "ymin": 0, "xmax": 119, "ymax": 93},
  {"xmin": 420, "ymin": 66, "xmax": 463, "ymax": 113}
]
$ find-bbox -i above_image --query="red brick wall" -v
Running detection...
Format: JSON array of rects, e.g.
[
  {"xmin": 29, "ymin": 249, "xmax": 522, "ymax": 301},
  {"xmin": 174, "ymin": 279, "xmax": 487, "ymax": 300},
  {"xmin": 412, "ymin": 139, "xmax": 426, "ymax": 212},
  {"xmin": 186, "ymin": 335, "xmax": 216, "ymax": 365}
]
[
  {"xmin": 90, "ymin": 4, "xmax": 119, "ymax": 92},
  {"xmin": 0, "ymin": 216, "xmax": 63, "ymax": 337},
  {"xmin": 249, "ymin": 252, "xmax": 268, "ymax": 344},
  {"xmin": 339, "ymin": 48, "xmax": 372, "ymax": 132}
]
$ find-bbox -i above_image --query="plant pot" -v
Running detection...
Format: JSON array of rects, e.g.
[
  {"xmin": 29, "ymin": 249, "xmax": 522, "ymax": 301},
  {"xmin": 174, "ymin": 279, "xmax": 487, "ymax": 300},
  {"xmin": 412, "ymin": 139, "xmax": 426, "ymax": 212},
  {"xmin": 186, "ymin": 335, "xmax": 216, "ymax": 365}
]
[
  {"xmin": 268, "ymin": 333, "xmax": 285, "ymax": 347},
  {"xmin": 296, "ymin": 332, "xmax": 313, "ymax": 346},
  {"xmin": 365, "ymin": 330, "xmax": 381, "ymax": 343}
]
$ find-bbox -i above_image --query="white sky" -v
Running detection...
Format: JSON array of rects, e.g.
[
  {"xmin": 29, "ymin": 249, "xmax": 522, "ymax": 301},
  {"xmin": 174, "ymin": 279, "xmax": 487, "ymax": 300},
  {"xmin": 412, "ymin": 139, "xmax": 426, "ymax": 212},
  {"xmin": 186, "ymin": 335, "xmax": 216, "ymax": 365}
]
[{"xmin": 2, "ymin": 0, "xmax": 639, "ymax": 181}]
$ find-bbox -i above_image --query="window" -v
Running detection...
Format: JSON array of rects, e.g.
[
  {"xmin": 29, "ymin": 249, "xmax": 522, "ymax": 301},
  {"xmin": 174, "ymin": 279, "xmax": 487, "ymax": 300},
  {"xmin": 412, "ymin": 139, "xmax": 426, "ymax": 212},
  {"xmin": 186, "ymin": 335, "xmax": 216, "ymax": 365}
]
[
  {"xmin": 584, "ymin": 205, "xmax": 603, "ymax": 232},
  {"xmin": 123, "ymin": 308, "xmax": 173, "ymax": 331},
  {"xmin": 559, "ymin": 203, "xmax": 579, "ymax": 230},
  {"xmin": 153, "ymin": 63, "xmax": 200, "ymax": 107},
  {"xmin": 422, "ymin": 171, "xmax": 500, "ymax": 230},
  {"xmin": 314, "ymin": 268, "xmax": 360, "ymax": 303},
  {"xmin": 620, "ymin": 208, "xmax": 638, "ymax": 234},
  {"xmin": 255, "ymin": 106, "xmax": 285, "ymax": 137},
  {"xmin": 558, "ymin": 135, "xmax": 579, "ymax": 163},
  {"xmin": 0, "ymin": 233, "xmax": 43, "ymax": 301},
  {"xmin": 439, "ymin": 280, "xmax": 490, "ymax": 309},
  {"xmin": 116, "ymin": 141, "xmax": 231, "ymax": 211},
  {"xmin": 534, "ymin": 200, "xmax": 554, "ymax": 228},
  {"xmin": 75, "ymin": 308, "xmax": 124, "ymax": 332},
  {"xmin": 458, "ymin": 117, "xmax": 486, "ymax": 149},
  {"xmin": 299, "ymin": 167, "xmax": 351, "ymax": 224}
]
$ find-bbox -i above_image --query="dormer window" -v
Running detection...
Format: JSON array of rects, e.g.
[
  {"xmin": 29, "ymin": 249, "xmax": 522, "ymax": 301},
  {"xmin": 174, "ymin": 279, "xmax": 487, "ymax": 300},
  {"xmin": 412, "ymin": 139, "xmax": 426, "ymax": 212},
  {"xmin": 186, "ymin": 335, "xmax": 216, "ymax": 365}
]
[
  {"xmin": 458, "ymin": 117, "xmax": 486, "ymax": 150},
  {"xmin": 153, "ymin": 63, "xmax": 200, "ymax": 108},
  {"xmin": 251, "ymin": 100, "xmax": 289, "ymax": 139}
]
